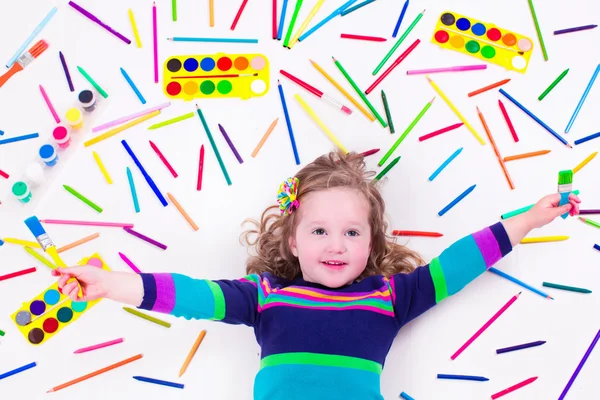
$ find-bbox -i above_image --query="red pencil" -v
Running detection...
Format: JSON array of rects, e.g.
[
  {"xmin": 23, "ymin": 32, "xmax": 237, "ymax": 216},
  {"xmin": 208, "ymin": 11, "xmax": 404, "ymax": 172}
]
[
  {"xmin": 498, "ymin": 100, "xmax": 519, "ymax": 142},
  {"xmin": 341, "ymin": 34, "xmax": 387, "ymax": 42},
  {"xmin": 231, "ymin": 0, "xmax": 249, "ymax": 30},
  {"xmin": 419, "ymin": 122, "xmax": 464, "ymax": 141},
  {"xmin": 365, "ymin": 39, "xmax": 420, "ymax": 94},
  {"xmin": 359, "ymin": 148, "xmax": 380, "ymax": 158},
  {"xmin": 392, "ymin": 230, "xmax": 443, "ymax": 237},
  {"xmin": 272, "ymin": 0, "xmax": 278, "ymax": 39},
  {"xmin": 149, "ymin": 141, "xmax": 178, "ymax": 178},
  {"xmin": 491, "ymin": 376, "xmax": 538, "ymax": 399},
  {"xmin": 0, "ymin": 168, "xmax": 8, "ymax": 179},
  {"xmin": 0, "ymin": 267, "xmax": 36, "ymax": 282},
  {"xmin": 468, "ymin": 78, "xmax": 511, "ymax": 97},
  {"xmin": 197, "ymin": 144, "xmax": 204, "ymax": 191},
  {"xmin": 280, "ymin": 69, "xmax": 352, "ymax": 115}
]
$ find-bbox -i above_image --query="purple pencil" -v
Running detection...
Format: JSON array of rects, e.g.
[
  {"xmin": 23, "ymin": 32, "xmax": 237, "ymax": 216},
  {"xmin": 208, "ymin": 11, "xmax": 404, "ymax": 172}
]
[
  {"xmin": 59, "ymin": 51, "xmax": 74, "ymax": 92},
  {"xmin": 554, "ymin": 24, "xmax": 597, "ymax": 35},
  {"xmin": 118, "ymin": 252, "xmax": 142, "ymax": 273},
  {"xmin": 579, "ymin": 209, "xmax": 600, "ymax": 215},
  {"xmin": 496, "ymin": 340, "xmax": 546, "ymax": 354},
  {"xmin": 123, "ymin": 227, "xmax": 167, "ymax": 250},
  {"xmin": 68, "ymin": 1, "xmax": 131, "ymax": 44},
  {"xmin": 218, "ymin": 124, "xmax": 244, "ymax": 163},
  {"xmin": 558, "ymin": 329, "xmax": 600, "ymax": 400}
]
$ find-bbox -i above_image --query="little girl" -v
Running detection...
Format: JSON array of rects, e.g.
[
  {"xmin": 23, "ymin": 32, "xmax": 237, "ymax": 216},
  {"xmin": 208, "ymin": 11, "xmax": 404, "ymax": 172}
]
[{"xmin": 54, "ymin": 151, "xmax": 580, "ymax": 400}]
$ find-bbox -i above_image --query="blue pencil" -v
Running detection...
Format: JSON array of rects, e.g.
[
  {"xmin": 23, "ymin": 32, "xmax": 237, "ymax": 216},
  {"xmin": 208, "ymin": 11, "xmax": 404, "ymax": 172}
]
[
  {"xmin": 428, "ymin": 147, "xmax": 462, "ymax": 181},
  {"xmin": 167, "ymin": 37, "xmax": 258, "ymax": 43},
  {"xmin": 277, "ymin": 80, "xmax": 300, "ymax": 165},
  {"xmin": 5, "ymin": 7, "xmax": 57, "ymax": 67},
  {"xmin": 120, "ymin": 68, "xmax": 146, "ymax": 104},
  {"xmin": 133, "ymin": 376, "xmax": 184, "ymax": 389},
  {"xmin": 341, "ymin": 0, "xmax": 376, "ymax": 16},
  {"xmin": 499, "ymin": 89, "xmax": 570, "ymax": 148},
  {"xmin": 488, "ymin": 267, "xmax": 553, "ymax": 299},
  {"xmin": 438, "ymin": 184, "xmax": 476, "ymax": 216},
  {"xmin": 437, "ymin": 374, "xmax": 489, "ymax": 382},
  {"xmin": 126, "ymin": 167, "xmax": 140, "ymax": 213},
  {"xmin": 574, "ymin": 131, "xmax": 600, "ymax": 146},
  {"xmin": 392, "ymin": 0, "xmax": 409, "ymax": 37},
  {"xmin": 121, "ymin": 140, "xmax": 168, "ymax": 207},
  {"xmin": 496, "ymin": 340, "xmax": 546, "ymax": 354},
  {"xmin": 399, "ymin": 391, "xmax": 415, "ymax": 400},
  {"xmin": 594, "ymin": 244, "xmax": 600, "ymax": 252},
  {"xmin": 277, "ymin": 0, "xmax": 289, "ymax": 40},
  {"xmin": 0, "ymin": 133, "xmax": 39, "ymax": 146},
  {"xmin": 565, "ymin": 64, "xmax": 600, "ymax": 133},
  {"xmin": 0, "ymin": 362, "xmax": 36, "ymax": 381},
  {"xmin": 298, "ymin": 0, "xmax": 359, "ymax": 42}
]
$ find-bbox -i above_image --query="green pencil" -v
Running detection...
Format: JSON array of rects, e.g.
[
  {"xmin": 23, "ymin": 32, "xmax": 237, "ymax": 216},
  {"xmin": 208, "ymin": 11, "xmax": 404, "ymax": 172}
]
[
  {"xmin": 63, "ymin": 185, "xmax": 103, "ymax": 213},
  {"xmin": 283, "ymin": 0, "xmax": 304, "ymax": 47},
  {"xmin": 379, "ymin": 97, "xmax": 435, "ymax": 166},
  {"xmin": 123, "ymin": 307, "xmax": 171, "ymax": 327},
  {"xmin": 77, "ymin": 66, "xmax": 108, "ymax": 98},
  {"xmin": 0, "ymin": 329, "xmax": 4, "ymax": 336},
  {"xmin": 24, "ymin": 246, "xmax": 57, "ymax": 270},
  {"xmin": 527, "ymin": 0, "xmax": 548, "ymax": 61},
  {"xmin": 373, "ymin": 9, "xmax": 425, "ymax": 75},
  {"xmin": 374, "ymin": 156, "xmax": 400, "ymax": 181},
  {"xmin": 501, "ymin": 189, "xmax": 580, "ymax": 219},
  {"xmin": 172, "ymin": 0, "xmax": 177, "ymax": 21},
  {"xmin": 381, "ymin": 90, "xmax": 395, "ymax": 133},
  {"xmin": 195, "ymin": 104, "xmax": 231, "ymax": 186},
  {"xmin": 148, "ymin": 112, "xmax": 195, "ymax": 129},
  {"xmin": 580, "ymin": 217, "xmax": 600, "ymax": 229},
  {"xmin": 542, "ymin": 282, "xmax": 591, "ymax": 294},
  {"xmin": 333, "ymin": 57, "xmax": 387, "ymax": 128},
  {"xmin": 539, "ymin": 69, "xmax": 569, "ymax": 100}
]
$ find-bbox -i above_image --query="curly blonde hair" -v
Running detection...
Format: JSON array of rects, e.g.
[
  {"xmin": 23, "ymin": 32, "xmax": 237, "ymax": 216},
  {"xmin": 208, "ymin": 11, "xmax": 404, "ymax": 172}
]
[{"xmin": 240, "ymin": 150, "xmax": 424, "ymax": 281}]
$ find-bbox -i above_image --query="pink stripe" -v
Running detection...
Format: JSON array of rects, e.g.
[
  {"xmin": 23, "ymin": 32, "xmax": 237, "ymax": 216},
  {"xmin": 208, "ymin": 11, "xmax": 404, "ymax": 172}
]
[
  {"xmin": 388, "ymin": 277, "xmax": 397, "ymax": 306},
  {"xmin": 239, "ymin": 277, "xmax": 258, "ymax": 287},
  {"xmin": 292, "ymin": 285, "xmax": 379, "ymax": 297},
  {"xmin": 472, "ymin": 227, "xmax": 502, "ymax": 268},
  {"xmin": 277, "ymin": 290, "xmax": 391, "ymax": 303},
  {"xmin": 261, "ymin": 302, "xmax": 395, "ymax": 316},
  {"xmin": 152, "ymin": 273, "xmax": 176, "ymax": 313}
]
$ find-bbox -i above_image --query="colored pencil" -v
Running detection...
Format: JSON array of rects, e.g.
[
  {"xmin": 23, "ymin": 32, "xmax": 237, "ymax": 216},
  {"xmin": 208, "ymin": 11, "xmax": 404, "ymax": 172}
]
[
  {"xmin": 24, "ymin": 247, "xmax": 57, "ymax": 270},
  {"xmin": 39, "ymin": 219, "xmax": 134, "ymax": 228},
  {"xmin": 538, "ymin": 69, "xmax": 569, "ymax": 100},
  {"xmin": 168, "ymin": 37, "xmax": 258, "ymax": 43},
  {"xmin": 172, "ymin": 0, "xmax": 177, "ymax": 21},
  {"xmin": 359, "ymin": 148, "xmax": 379, "ymax": 158},
  {"xmin": 121, "ymin": 140, "xmax": 168, "ymax": 206},
  {"xmin": 63, "ymin": 185, "xmax": 103, "ymax": 213},
  {"xmin": 197, "ymin": 145, "xmax": 204, "ymax": 191},
  {"xmin": 333, "ymin": 57, "xmax": 387, "ymax": 127},
  {"xmin": 288, "ymin": 0, "xmax": 326, "ymax": 48},
  {"xmin": 520, "ymin": 236, "xmax": 569, "ymax": 243},
  {"xmin": 85, "ymin": 111, "xmax": 160, "ymax": 147},
  {"xmin": 379, "ymin": 97, "xmax": 434, "ymax": 166},
  {"xmin": 5, "ymin": 7, "xmax": 57, "ymax": 67},
  {"xmin": 527, "ymin": 0, "xmax": 548, "ymax": 60},
  {"xmin": 0, "ymin": 362, "xmax": 37, "ymax": 381},
  {"xmin": 209, "ymin": 0, "xmax": 215, "ymax": 26},
  {"xmin": 0, "ymin": 267, "xmax": 37, "ymax": 282},
  {"xmin": 437, "ymin": 374, "xmax": 489, "ymax": 382},
  {"xmin": 298, "ymin": 0, "xmax": 359, "ymax": 42},
  {"xmin": 468, "ymin": 78, "xmax": 511, "ymax": 97},
  {"xmin": 498, "ymin": 100, "xmax": 519, "ymax": 142},
  {"xmin": 77, "ymin": 66, "xmax": 108, "ymax": 98},
  {"xmin": 294, "ymin": 94, "xmax": 348, "ymax": 153},
  {"xmin": 0, "ymin": 329, "xmax": 3, "ymax": 336},
  {"xmin": 277, "ymin": 81, "xmax": 300, "ymax": 164},
  {"xmin": 231, "ymin": 0, "xmax": 249, "ymax": 30},
  {"xmin": 272, "ymin": 0, "xmax": 277, "ymax": 39},
  {"xmin": 372, "ymin": 9, "xmax": 425, "ymax": 75},
  {"xmin": 478, "ymin": 106, "xmax": 514, "ymax": 189},
  {"xmin": 374, "ymin": 156, "xmax": 400, "ymax": 181},
  {"xmin": 408, "ymin": 65, "xmax": 486, "ymax": 75},
  {"xmin": 134, "ymin": 376, "xmax": 184, "ymax": 389},
  {"xmin": 565, "ymin": 64, "xmax": 600, "ymax": 133},
  {"xmin": 429, "ymin": 147, "xmax": 462, "ymax": 181},
  {"xmin": 118, "ymin": 252, "xmax": 142, "ymax": 273},
  {"xmin": 283, "ymin": 0, "xmax": 304, "ymax": 47},
  {"xmin": 92, "ymin": 151, "xmax": 113, "ymax": 184},
  {"xmin": 366, "ymin": 39, "xmax": 420, "ymax": 94},
  {"xmin": 581, "ymin": 210, "xmax": 600, "ymax": 215},
  {"xmin": 419, "ymin": 122, "xmax": 463, "ymax": 141},
  {"xmin": 451, "ymin": 292, "xmax": 520, "ymax": 360},
  {"xmin": 0, "ymin": 168, "xmax": 8, "ymax": 179},
  {"xmin": 428, "ymin": 77, "xmax": 484, "ymax": 144},
  {"xmin": 595, "ymin": 244, "xmax": 600, "ymax": 251},
  {"xmin": 555, "ymin": 24, "xmax": 597, "ymax": 35},
  {"xmin": 179, "ymin": 330, "xmax": 207, "ymax": 377},
  {"xmin": 93, "ymin": 102, "xmax": 170, "ymax": 132},
  {"xmin": 543, "ymin": 282, "xmax": 591, "ymax": 294},
  {"xmin": 123, "ymin": 308, "xmax": 171, "ymax": 327},
  {"xmin": 57, "ymin": 233, "xmax": 100, "ymax": 254},
  {"xmin": 392, "ymin": 230, "xmax": 442, "ymax": 237},
  {"xmin": 341, "ymin": 0, "xmax": 376, "ymax": 16},
  {"xmin": 392, "ymin": 0, "xmax": 409, "ymax": 38},
  {"xmin": 68, "ymin": 1, "xmax": 130, "ymax": 44},
  {"xmin": 501, "ymin": 190, "xmax": 580, "ymax": 219},
  {"xmin": 496, "ymin": 341, "xmax": 546, "ymax": 354},
  {"xmin": 492, "ymin": 377, "xmax": 538, "ymax": 399},
  {"xmin": 574, "ymin": 131, "xmax": 600, "ymax": 146},
  {"xmin": 0, "ymin": 133, "xmax": 39, "ymax": 146},
  {"xmin": 153, "ymin": 2, "xmax": 158, "ymax": 83},
  {"xmin": 74, "ymin": 338, "xmax": 124, "ymax": 354},
  {"xmin": 128, "ymin": 9, "xmax": 142, "ymax": 48},
  {"xmin": 558, "ymin": 329, "xmax": 600, "ymax": 400},
  {"xmin": 126, "ymin": 167, "xmax": 140, "ymax": 213},
  {"xmin": 399, "ymin": 392, "xmax": 415, "ymax": 400},
  {"xmin": 499, "ymin": 89, "xmax": 570, "ymax": 147},
  {"xmin": 123, "ymin": 227, "xmax": 167, "ymax": 250},
  {"xmin": 381, "ymin": 90, "xmax": 395, "ymax": 133},
  {"xmin": 39, "ymin": 85, "xmax": 60, "ymax": 123},
  {"xmin": 251, "ymin": 118, "xmax": 279, "ymax": 157},
  {"xmin": 167, "ymin": 193, "xmax": 199, "ymax": 231},
  {"xmin": 149, "ymin": 141, "xmax": 178, "ymax": 177},
  {"xmin": 340, "ymin": 34, "xmax": 386, "ymax": 42},
  {"xmin": 277, "ymin": 0, "xmax": 289, "ymax": 40},
  {"xmin": 3, "ymin": 238, "xmax": 41, "ymax": 248},
  {"xmin": 281, "ymin": 69, "xmax": 352, "ymax": 115},
  {"xmin": 503, "ymin": 150, "xmax": 550, "ymax": 162},
  {"xmin": 47, "ymin": 354, "xmax": 142, "ymax": 392},
  {"xmin": 195, "ymin": 105, "xmax": 231, "ymax": 186},
  {"xmin": 438, "ymin": 184, "xmax": 476, "ymax": 217},
  {"xmin": 120, "ymin": 68, "xmax": 146, "ymax": 104},
  {"xmin": 488, "ymin": 267, "xmax": 552, "ymax": 299},
  {"xmin": 573, "ymin": 152, "xmax": 597, "ymax": 173},
  {"xmin": 148, "ymin": 112, "xmax": 194, "ymax": 130}
]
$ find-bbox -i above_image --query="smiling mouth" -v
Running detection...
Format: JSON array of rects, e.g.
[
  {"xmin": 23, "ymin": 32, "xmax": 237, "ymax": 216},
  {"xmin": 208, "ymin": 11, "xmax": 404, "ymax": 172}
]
[{"xmin": 321, "ymin": 261, "xmax": 347, "ymax": 270}]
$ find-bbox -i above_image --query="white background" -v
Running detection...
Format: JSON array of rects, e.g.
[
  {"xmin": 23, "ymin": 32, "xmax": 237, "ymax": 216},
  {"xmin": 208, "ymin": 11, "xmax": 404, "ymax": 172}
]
[{"xmin": 1, "ymin": 0, "xmax": 600, "ymax": 399}]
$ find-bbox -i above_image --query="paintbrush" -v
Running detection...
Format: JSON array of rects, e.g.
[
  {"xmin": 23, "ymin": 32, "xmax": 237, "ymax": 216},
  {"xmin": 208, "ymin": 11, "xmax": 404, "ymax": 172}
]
[
  {"xmin": 558, "ymin": 170, "xmax": 573, "ymax": 219},
  {"xmin": 0, "ymin": 40, "xmax": 49, "ymax": 89}
]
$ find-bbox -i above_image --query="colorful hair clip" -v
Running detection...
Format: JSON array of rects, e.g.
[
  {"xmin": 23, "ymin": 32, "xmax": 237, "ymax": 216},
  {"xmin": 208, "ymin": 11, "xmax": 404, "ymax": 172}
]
[{"xmin": 277, "ymin": 177, "xmax": 299, "ymax": 216}]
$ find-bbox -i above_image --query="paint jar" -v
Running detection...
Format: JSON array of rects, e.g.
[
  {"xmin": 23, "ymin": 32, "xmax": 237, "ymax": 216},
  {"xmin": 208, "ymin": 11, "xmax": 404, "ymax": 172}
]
[
  {"xmin": 25, "ymin": 163, "xmax": 45, "ymax": 186},
  {"xmin": 52, "ymin": 125, "xmax": 71, "ymax": 149},
  {"xmin": 78, "ymin": 89, "xmax": 97, "ymax": 112},
  {"xmin": 39, "ymin": 144, "xmax": 58, "ymax": 167},
  {"xmin": 66, "ymin": 108, "xmax": 83, "ymax": 130},
  {"xmin": 12, "ymin": 181, "xmax": 32, "ymax": 203}
]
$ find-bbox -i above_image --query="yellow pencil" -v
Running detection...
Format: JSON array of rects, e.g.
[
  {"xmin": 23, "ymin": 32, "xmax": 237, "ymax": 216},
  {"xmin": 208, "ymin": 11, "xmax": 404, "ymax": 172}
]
[
  {"xmin": 167, "ymin": 193, "xmax": 199, "ymax": 231},
  {"xmin": 573, "ymin": 151, "xmax": 597, "ymax": 174},
  {"xmin": 426, "ymin": 76, "xmax": 485, "ymax": 145},
  {"xmin": 4, "ymin": 238, "xmax": 42, "ymax": 248},
  {"xmin": 209, "ymin": 0, "xmax": 214, "ymax": 26},
  {"xmin": 251, "ymin": 118, "xmax": 279, "ymax": 157},
  {"xmin": 92, "ymin": 151, "xmax": 113, "ymax": 184},
  {"xmin": 128, "ymin": 9, "xmax": 142, "ymax": 48},
  {"xmin": 309, "ymin": 59, "xmax": 375, "ymax": 122},
  {"xmin": 24, "ymin": 246, "xmax": 57, "ymax": 270},
  {"xmin": 294, "ymin": 94, "xmax": 348, "ymax": 153},
  {"xmin": 520, "ymin": 236, "xmax": 569, "ymax": 244},
  {"xmin": 57, "ymin": 233, "xmax": 100, "ymax": 254},
  {"xmin": 84, "ymin": 111, "xmax": 160, "ymax": 147},
  {"xmin": 179, "ymin": 330, "xmax": 207, "ymax": 377},
  {"xmin": 288, "ymin": 0, "xmax": 326, "ymax": 48}
]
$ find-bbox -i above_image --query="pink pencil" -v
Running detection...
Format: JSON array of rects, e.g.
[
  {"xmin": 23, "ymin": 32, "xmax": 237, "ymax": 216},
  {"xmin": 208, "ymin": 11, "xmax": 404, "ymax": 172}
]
[
  {"xmin": 73, "ymin": 338, "xmax": 124, "ymax": 354},
  {"xmin": 149, "ymin": 140, "xmax": 178, "ymax": 177},
  {"xmin": 40, "ymin": 219, "xmax": 134, "ymax": 228},
  {"xmin": 197, "ymin": 144, "xmax": 204, "ymax": 191},
  {"xmin": 498, "ymin": 100, "xmax": 519, "ymax": 142},
  {"xmin": 407, "ymin": 65, "xmax": 486, "ymax": 75},
  {"xmin": 152, "ymin": 2, "xmax": 158, "ymax": 83},
  {"xmin": 39, "ymin": 85, "xmax": 60, "ymax": 123},
  {"xmin": 118, "ymin": 252, "xmax": 142, "ymax": 273},
  {"xmin": 231, "ymin": 0, "xmax": 249, "ymax": 30},
  {"xmin": 92, "ymin": 102, "xmax": 171, "ymax": 132},
  {"xmin": 491, "ymin": 376, "xmax": 538, "ymax": 399},
  {"xmin": 340, "ymin": 34, "xmax": 387, "ymax": 42},
  {"xmin": 451, "ymin": 292, "xmax": 521, "ymax": 360},
  {"xmin": 419, "ymin": 122, "xmax": 464, "ymax": 141}
]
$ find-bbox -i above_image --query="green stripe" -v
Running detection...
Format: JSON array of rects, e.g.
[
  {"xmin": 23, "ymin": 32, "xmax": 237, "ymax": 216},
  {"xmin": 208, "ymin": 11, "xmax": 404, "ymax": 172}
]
[
  {"xmin": 260, "ymin": 352, "xmax": 382, "ymax": 374},
  {"xmin": 244, "ymin": 274, "xmax": 266, "ymax": 306},
  {"xmin": 206, "ymin": 280, "xmax": 226, "ymax": 320},
  {"xmin": 429, "ymin": 258, "xmax": 448, "ymax": 303},
  {"xmin": 266, "ymin": 295, "xmax": 393, "ymax": 311}
]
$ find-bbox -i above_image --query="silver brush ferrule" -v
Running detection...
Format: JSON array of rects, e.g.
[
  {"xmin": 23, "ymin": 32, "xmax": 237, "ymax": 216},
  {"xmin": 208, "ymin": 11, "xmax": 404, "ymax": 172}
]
[{"xmin": 36, "ymin": 233, "xmax": 54, "ymax": 251}]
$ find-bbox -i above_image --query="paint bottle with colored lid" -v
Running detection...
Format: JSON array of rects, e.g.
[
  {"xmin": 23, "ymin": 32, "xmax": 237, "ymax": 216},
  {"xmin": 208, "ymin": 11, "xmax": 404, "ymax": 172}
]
[
  {"xmin": 78, "ymin": 89, "xmax": 97, "ymax": 112},
  {"xmin": 39, "ymin": 144, "xmax": 59, "ymax": 167},
  {"xmin": 65, "ymin": 108, "xmax": 83, "ymax": 130},
  {"xmin": 12, "ymin": 181, "xmax": 32, "ymax": 203},
  {"xmin": 25, "ymin": 163, "xmax": 45, "ymax": 186},
  {"xmin": 52, "ymin": 125, "xmax": 71, "ymax": 149}
]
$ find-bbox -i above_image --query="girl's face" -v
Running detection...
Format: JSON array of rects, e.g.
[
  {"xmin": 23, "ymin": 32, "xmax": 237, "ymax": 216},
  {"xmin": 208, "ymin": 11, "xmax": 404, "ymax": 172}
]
[{"xmin": 289, "ymin": 188, "xmax": 372, "ymax": 288}]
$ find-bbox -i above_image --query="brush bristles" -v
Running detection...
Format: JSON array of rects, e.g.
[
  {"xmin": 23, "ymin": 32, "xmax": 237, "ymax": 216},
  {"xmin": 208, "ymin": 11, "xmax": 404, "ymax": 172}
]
[
  {"xmin": 29, "ymin": 40, "xmax": 48, "ymax": 58},
  {"xmin": 558, "ymin": 170, "xmax": 573, "ymax": 185}
]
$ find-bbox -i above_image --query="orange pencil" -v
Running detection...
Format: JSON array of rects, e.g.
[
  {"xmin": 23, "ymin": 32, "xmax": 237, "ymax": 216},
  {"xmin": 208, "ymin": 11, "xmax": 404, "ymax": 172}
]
[
  {"xmin": 468, "ymin": 78, "xmax": 511, "ymax": 97},
  {"xmin": 57, "ymin": 233, "xmax": 100, "ymax": 253},
  {"xmin": 477, "ymin": 107, "xmax": 514, "ymax": 190},
  {"xmin": 392, "ymin": 230, "xmax": 443, "ymax": 237},
  {"xmin": 251, "ymin": 118, "xmax": 279, "ymax": 157},
  {"xmin": 179, "ymin": 330, "xmax": 207, "ymax": 377},
  {"xmin": 503, "ymin": 150, "xmax": 551, "ymax": 162},
  {"xmin": 167, "ymin": 193, "xmax": 199, "ymax": 231}
]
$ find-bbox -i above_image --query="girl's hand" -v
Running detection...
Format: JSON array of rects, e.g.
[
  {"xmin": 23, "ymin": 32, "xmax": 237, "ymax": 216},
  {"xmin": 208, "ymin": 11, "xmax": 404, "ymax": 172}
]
[
  {"xmin": 526, "ymin": 193, "xmax": 581, "ymax": 229},
  {"xmin": 51, "ymin": 264, "xmax": 111, "ymax": 302}
]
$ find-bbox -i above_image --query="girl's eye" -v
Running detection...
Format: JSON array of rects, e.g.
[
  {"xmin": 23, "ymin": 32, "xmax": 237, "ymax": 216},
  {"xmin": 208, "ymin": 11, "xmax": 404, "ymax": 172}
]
[
  {"xmin": 346, "ymin": 230, "xmax": 359, "ymax": 237},
  {"xmin": 312, "ymin": 228, "xmax": 325, "ymax": 235}
]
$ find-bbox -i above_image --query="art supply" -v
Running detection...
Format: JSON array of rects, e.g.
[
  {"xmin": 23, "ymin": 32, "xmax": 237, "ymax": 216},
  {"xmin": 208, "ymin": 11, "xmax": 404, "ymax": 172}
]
[
  {"xmin": 573, "ymin": 152, "xmax": 597, "ymax": 173},
  {"xmin": 581, "ymin": 210, "xmax": 600, "ymax": 215},
  {"xmin": 57, "ymin": 233, "xmax": 100, "ymax": 254},
  {"xmin": 379, "ymin": 97, "xmax": 434, "ymax": 166},
  {"xmin": 498, "ymin": 99, "xmax": 519, "ymax": 142},
  {"xmin": 283, "ymin": 0, "xmax": 304, "ymax": 47},
  {"xmin": 126, "ymin": 167, "xmax": 140, "ymax": 213},
  {"xmin": 63, "ymin": 185, "xmax": 103, "ymax": 213},
  {"xmin": 148, "ymin": 112, "xmax": 193, "ymax": 130},
  {"xmin": 392, "ymin": 230, "xmax": 442, "ymax": 237},
  {"xmin": 543, "ymin": 282, "xmax": 591, "ymax": 294},
  {"xmin": 501, "ymin": 190, "xmax": 580, "ymax": 219},
  {"xmin": 172, "ymin": 0, "xmax": 177, "ymax": 21},
  {"xmin": 197, "ymin": 145, "xmax": 204, "ymax": 191},
  {"xmin": 294, "ymin": 94, "xmax": 348, "ymax": 153},
  {"xmin": 280, "ymin": 69, "xmax": 352, "ymax": 115},
  {"xmin": 595, "ymin": 244, "xmax": 600, "ymax": 251},
  {"xmin": 399, "ymin": 392, "xmax": 415, "ymax": 400},
  {"xmin": 167, "ymin": 193, "xmax": 199, "ymax": 231},
  {"xmin": 251, "ymin": 119, "xmax": 279, "ymax": 157},
  {"xmin": 0, "ymin": 168, "xmax": 8, "ymax": 179},
  {"xmin": 39, "ymin": 219, "xmax": 134, "ymax": 228},
  {"xmin": 564, "ymin": 64, "xmax": 600, "ymax": 133},
  {"xmin": 163, "ymin": 53, "xmax": 270, "ymax": 100},
  {"xmin": 209, "ymin": 0, "xmax": 215, "ymax": 26},
  {"xmin": 520, "ymin": 236, "xmax": 569, "ymax": 243},
  {"xmin": 3, "ymin": 238, "xmax": 41, "ymax": 248},
  {"xmin": 381, "ymin": 91, "xmax": 395, "ymax": 133},
  {"xmin": 341, "ymin": 0, "xmax": 375, "ymax": 16},
  {"xmin": 365, "ymin": 39, "xmax": 420, "ymax": 94},
  {"xmin": 65, "ymin": 108, "xmax": 83, "ymax": 130},
  {"xmin": 333, "ymin": 57, "xmax": 387, "ymax": 127},
  {"xmin": 133, "ymin": 376, "xmax": 184, "ymax": 389},
  {"xmin": 24, "ymin": 246, "xmax": 56, "ymax": 270},
  {"xmin": 93, "ymin": 102, "xmax": 170, "ymax": 132},
  {"xmin": 0, "ymin": 362, "xmax": 37, "ymax": 381},
  {"xmin": 468, "ymin": 78, "xmax": 510, "ymax": 97},
  {"xmin": 557, "ymin": 169, "xmax": 573, "ymax": 219},
  {"xmin": 538, "ymin": 69, "xmax": 569, "ymax": 100},
  {"xmin": 149, "ymin": 141, "xmax": 178, "ymax": 177},
  {"xmin": 53, "ymin": 125, "xmax": 71, "ymax": 149},
  {"xmin": 438, "ymin": 184, "xmax": 476, "ymax": 217},
  {"xmin": 574, "ymin": 132, "xmax": 600, "ymax": 145},
  {"xmin": 153, "ymin": 2, "xmax": 158, "ymax": 83},
  {"xmin": 558, "ymin": 329, "xmax": 600, "ymax": 400},
  {"xmin": 298, "ymin": 0, "xmax": 359, "ymax": 42},
  {"xmin": 272, "ymin": 0, "xmax": 277, "ymax": 39},
  {"xmin": 0, "ymin": 40, "xmax": 48, "ymax": 89},
  {"xmin": 0, "ymin": 267, "xmax": 37, "ymax": 283},
  {"xmin": 478, "ymin": 106, "xmax": 514, "ymax": 189},
  {"xmin": 492, "ymin": 377, "xmax": 538, "ymax": 399},
  {"xmin": 39, "ymin": 85, "xmax": 60, "ymax": 123},
  {"xmin": 408, "ymin": 65, "xmax": 486, "ymax": 75},
  {"xmin": 374, "ymin": 156, "xmax": 400, "ymax": 181},
  {"xmin": 231, "ymin": 0, "xmax": 249, "ymax": 30},
  {"xmin": 504, "ymin": 150, "xmax": 550, "ymax": 162},
  {"xmin": 92, "ymin": 151, "xmax": 112, "ymax": 184},
  {"xmin": 39, "ymin": 144, "xmax": 58, "ymax": 167},
  {"xmin": 419, "ymin": 122, "xmax": 463, "ymax": 141},
  {"xmin": 499, "ymin": 89, "xmax": 570, "ymax": 147},
  {"xmin": 47, "ymin": 354, "xmax": 143, "ymax": 392},
  {"xmin": 128, "ymin": 9, "xmax": 142, "ymax": 48},
  {"xmin": 68, "ymin": 1, "xmax": 130, "ymax": 44},
  {"xmin": 22, "ymin": 162, "xmax": 44, "ymax": 184},
  {"xmin": 554, "ymin": 24, "xmax": 597, "ymax": 35},
  {"xmin": 340, "ymin": 34, "xmax": 386, "ymax": 42},
  {"xmin": 118, "ymin": 252, "xmax": 142, "ymax": 273},
  {"xmin": 77, "ymin": 66, "xmax": 108, "ymax": 98},
  {"xmin": 74, "ymin": 338, "xmax": 124, "ymax": 354},
  {"xmin": 195, "ymin": 105, "xmax": 231, "ymax": 185},
  {"xmin": 429, "ymin": 147, "xmax": 462, "ymax": 181},
  {"xmin": 527, "ymin": 0, "xmax": 548, "ymax": 60},
  {"xmin": 78, "ymin": 90, "xmax": 97, "ymax": 112},
  {"xmin": 392, "ymin": 0, "xmax": 409, "ymax": 38},
  {"xmin": 5, "ymin": 6, "xmax": 56, "ymax": 67},
  {"xmin": 123, "ymin": 227, "xmax": 167, "ymax": 250},
  {"xmin": 12, "ymin": 181, "xmax": 32, "ymax": 203},
  {"xmin": 277, "ymin": 0, "xmax": 289, "ymax": 40},
  {"xmin": 277, "ymin": 80, "xmax": 300, "ymax": 164},
  {"xmin": 58, "ymin": 52, "xmax": 75, "ymax": 93},
  {"xmin": 437, "ymin": 374, "xmax": 488, "ymax": 382},
  {"xmin": 179, "ymin": 330, "xmax": 208, "ymax": 376},
  {"xmin": 168, "ymin": 37, "xmax": 258, "ymax": 43},
  {"xmin": 120, "ymin": 68, "xmax": 146, "ymax": 104},
  {"xmin": 488, "ymin": 267, "xmax": 552, "ymax": 299},
  {"xmin": 373, "ymin": 9, "xmax": 425, "ymax": 75},
  {"xmin": 287, "ymin": 0, "xmax": 326, "ymax": 48},
  {"xmin": 85, "ymin": 111, "xmax": 160, "ymax": 147},
  {"xmin": 580, "ymin": 217, "xmax": 600, "ymax": 229},
  {"xmin": 123, "ymin": 307, "xmax": 171, "ymax": 327},
  {"xmin": 496, "ymin": 341, "xmax": 546, "ymax": 354}
]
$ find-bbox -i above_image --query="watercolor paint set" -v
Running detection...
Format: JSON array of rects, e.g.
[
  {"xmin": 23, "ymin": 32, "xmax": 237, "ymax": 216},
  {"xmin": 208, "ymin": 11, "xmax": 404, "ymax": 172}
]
[
  {"xmin": 431, "ymin": 11, "xmax": 534, "ymax": 73},
  {"xmin": 163, "ymin": 53, "xmax": 270, "ymax": 101},
  {"xmin": 11, "ymin": 253, "xmax": 110, "ymax": 346}
]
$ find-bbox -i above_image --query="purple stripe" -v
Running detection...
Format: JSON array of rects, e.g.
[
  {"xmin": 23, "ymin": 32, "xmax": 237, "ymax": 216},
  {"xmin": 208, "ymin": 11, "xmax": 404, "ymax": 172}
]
[
  {"xmin": 279, "ymin": 290, "xmax": 391, "ymax": 303},
  {"xmin": 152, "ymin": 273, "xmax": 176, "ymax": 313},
  {"xmin": 261, "ymin": 302, "xmax": 395, "ymax": 317},
  {"xmin": 472, "ymin": 227, "xmax": 502, "ymax": 268}
]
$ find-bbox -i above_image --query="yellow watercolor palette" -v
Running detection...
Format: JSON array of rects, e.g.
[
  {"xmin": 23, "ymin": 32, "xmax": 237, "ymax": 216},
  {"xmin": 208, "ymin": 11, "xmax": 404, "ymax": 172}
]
[
  {"xmin": 163, "ymin": 53, "xmax": 270, "ymax": 101},
  {"xmin": 11, "ymin": 253, "xmax": 110, "ymax": 346},
  {"xmin": 431, "ymin": 11, "xmax": 534, "ymax": 73}
]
